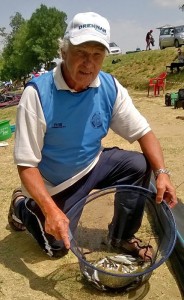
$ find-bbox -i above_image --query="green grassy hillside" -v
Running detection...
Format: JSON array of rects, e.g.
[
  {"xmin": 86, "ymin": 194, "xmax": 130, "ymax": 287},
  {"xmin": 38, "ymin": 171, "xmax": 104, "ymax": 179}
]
[{"xmin": 102, "ymin": 47, "xmax": 184, "ymax": 92}]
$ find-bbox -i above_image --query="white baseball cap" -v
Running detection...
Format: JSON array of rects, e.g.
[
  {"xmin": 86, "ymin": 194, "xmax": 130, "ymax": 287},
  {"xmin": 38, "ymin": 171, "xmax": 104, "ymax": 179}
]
[{"xmin": 64, "ymin": 12, "xmax": 110, "ymax": 51}]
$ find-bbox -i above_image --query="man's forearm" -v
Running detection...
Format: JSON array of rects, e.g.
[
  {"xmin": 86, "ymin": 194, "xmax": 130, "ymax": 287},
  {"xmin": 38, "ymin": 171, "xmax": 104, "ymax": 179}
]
[
  {"xmin": 138, "ymin": 131, "xmax": 166, "ymax": 172},
  {"xmin": 17, "ymin": 165, "xmax": 59, "ymax": 217}
]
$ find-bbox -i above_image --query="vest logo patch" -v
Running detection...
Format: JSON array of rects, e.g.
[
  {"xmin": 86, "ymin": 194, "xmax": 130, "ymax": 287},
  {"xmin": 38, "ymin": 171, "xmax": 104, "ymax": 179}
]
[
  {"xmin": 91, "ymin": 112, "xmax": 102, "ymax": 128},
  {"xmin": 52, "ymin": 123, "xmax": 66, "ymax": 128}
]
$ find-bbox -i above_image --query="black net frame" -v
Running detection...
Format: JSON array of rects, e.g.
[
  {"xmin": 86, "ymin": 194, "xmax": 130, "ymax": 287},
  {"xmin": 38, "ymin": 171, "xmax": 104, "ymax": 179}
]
[{"xmin": 68, "ymin": 185, "xmax": 176, "ymax": 290}]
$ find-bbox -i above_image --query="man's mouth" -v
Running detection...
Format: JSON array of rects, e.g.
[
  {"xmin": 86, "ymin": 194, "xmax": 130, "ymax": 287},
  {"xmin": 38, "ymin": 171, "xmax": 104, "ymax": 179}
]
[{"xmin": 80, "ymin": 71, "xmax": 92, "ymax": 75}]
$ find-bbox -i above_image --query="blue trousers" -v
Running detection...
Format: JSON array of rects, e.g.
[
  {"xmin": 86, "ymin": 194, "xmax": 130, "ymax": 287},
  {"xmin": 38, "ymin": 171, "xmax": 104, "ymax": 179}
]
[{"xmin": 15, "ymin": 147, "xmax": 151, "ymax": 257}]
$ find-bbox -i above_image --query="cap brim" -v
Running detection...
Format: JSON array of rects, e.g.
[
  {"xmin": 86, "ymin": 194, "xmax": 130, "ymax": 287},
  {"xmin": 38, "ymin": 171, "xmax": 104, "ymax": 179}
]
[{"xmin": 70, "ymin": 35, "xmax": 110, "ymax": 52}]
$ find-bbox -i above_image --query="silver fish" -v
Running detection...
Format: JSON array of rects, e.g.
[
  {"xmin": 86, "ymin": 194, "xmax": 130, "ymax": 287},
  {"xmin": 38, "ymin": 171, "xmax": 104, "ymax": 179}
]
[{"xmin": 107, "ymin": 254, "xmax": 136, "ymax": 265}]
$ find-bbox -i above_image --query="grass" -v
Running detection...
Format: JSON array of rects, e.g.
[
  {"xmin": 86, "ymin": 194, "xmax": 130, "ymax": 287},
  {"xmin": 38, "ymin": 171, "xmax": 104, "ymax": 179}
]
[
  {"xmin": 102, "ymin": 47, "xmax": 184, "ymax": 91},
  {"xmin": 1, "ymin": 47, "xmax": 184, "ymax": 125},
  {"xmin": 0, "ymin": 49, "xmax": 183, "ymax": 299},
  {"xmin": 0, "ymin": 106, "xmax": 17, "ymax": 125}
]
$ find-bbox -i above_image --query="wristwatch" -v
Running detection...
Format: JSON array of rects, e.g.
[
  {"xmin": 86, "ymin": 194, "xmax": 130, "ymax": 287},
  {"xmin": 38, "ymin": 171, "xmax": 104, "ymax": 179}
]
[{"xmin": 154, "ymin": 168, "xmax": 171, "ymax": 180}]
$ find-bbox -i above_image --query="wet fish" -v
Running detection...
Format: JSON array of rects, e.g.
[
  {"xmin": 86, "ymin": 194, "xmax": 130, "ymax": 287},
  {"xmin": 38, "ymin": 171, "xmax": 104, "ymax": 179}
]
[{"xmin": 107, "ymin": 254, "xmax": 137, "ymax": 265}]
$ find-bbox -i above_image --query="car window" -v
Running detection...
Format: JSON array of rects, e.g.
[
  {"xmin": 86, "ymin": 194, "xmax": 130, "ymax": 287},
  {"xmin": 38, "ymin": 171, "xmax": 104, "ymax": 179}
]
[
  {"xmin": 175, "ymin": 26, "xmax": 184, "ymax": 33},
  {"xmin": 109, "ymin": 42, "xmax": 117, "ymax": 47},
  {"xmin": 161, "ymin": 28, "xmax": 171, "ymax": 35},
  {"xmin": 175, "ymin": 27, "xmax": 180, "ymax": 33}
]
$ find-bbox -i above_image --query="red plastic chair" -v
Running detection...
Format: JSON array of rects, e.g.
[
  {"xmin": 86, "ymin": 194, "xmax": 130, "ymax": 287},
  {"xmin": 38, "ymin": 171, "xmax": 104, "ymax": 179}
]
[{"xmin": 148, "ymin": 72, "xmax": 167, "ymax": 96}]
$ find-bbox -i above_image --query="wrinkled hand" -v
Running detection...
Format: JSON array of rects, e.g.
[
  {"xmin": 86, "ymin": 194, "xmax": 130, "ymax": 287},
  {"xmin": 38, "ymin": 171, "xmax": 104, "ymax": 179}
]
[
  {"xmin": 155, "ymin": 174, "xmax": 178, "ymax": 208},
  {"xmin": 44, "ymin": 208, "xmax": 70, "ymax": 249}
]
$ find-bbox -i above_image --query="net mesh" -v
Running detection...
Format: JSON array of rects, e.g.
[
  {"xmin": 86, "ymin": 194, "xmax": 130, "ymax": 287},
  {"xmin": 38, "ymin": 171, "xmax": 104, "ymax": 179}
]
[{"xmin": 69, "ymin": 185, "xmax": 176, "ymax": 291}]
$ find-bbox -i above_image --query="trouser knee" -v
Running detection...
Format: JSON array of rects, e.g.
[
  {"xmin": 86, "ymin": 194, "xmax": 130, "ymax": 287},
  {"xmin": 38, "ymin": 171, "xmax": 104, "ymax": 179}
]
[
  {"xmin": 17, "ymin": 198, "xmax": 67, "ymax": 257},
  {"xmin": 116, "ymin": 152, "xmax": 151, "ymax": 188},
  {"xmin": 133, "ymin": 153, "xmax": 151, "ymax": 185}
]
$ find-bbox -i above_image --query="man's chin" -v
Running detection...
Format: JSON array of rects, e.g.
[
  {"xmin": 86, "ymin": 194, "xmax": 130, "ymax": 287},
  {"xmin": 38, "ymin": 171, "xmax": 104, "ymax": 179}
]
[{"xmin": 78, "ymin": 78, "xmax": 93, "ymax": 87}]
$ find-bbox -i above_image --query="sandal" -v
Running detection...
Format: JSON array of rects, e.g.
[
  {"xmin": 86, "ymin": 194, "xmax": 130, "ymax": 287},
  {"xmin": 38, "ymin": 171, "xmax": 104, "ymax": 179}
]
[
  {"xmin": 120, "ymin": 236, "xmax": 154, "ymax": 262},
  {"xmin": 8, "ymin": 187, "xmax": 26, "ymax": 231}
]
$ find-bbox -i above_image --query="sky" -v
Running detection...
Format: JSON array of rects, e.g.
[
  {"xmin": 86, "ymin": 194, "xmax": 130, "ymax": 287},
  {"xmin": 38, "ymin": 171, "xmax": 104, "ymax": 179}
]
[{"xmin": 1, "ymin": 0, "xmax": 184, "ymax": 53}]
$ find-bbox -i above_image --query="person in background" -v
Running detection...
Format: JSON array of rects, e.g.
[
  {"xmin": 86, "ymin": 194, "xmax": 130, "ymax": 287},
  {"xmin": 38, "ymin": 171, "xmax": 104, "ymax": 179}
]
[
  {"xmin": 39, "ymin": 67, "xmax": 48, "ymax": 75},
  {"xmin": 8, "ymin": 12, "xmax": 177, "ymax": 259},
  {"xmin": 170, "ymin": 48, "xmax": 184, "ymax": 73},
  {"xmin": 31, "ymin": 69, "xmax": 40, "ymax": 78},
  {"xmin": 146, "ymin": 30, "xmax": 154, "ymax": 50}
]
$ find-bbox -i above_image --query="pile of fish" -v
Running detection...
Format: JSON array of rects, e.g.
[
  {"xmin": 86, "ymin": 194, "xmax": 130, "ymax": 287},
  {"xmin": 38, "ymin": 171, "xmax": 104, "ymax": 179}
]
[
  {"xmin": 82, "ymin": 253, "xmax": 151, "ymax": 290},
  {"xmin": 94, "ymin": 254, "xmax": 150, "ymax": 273}
]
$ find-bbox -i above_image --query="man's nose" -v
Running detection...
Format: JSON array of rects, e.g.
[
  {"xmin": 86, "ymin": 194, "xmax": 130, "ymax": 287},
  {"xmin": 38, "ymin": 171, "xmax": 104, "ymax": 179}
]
[{"xmin": 84, "ymin": 53, "xmax": 93, "ymax": 63}]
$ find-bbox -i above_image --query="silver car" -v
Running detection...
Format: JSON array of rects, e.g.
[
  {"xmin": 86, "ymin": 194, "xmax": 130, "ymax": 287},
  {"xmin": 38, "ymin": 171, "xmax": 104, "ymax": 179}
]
[{"xmin": 159, "ymin": 25, "xmax": 184, "ymax": 49}]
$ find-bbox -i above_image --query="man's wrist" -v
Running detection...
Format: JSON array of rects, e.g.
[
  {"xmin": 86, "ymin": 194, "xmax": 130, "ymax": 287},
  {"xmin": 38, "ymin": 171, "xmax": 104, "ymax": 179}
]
[{"xmin": 154, "ymin": 168, "xmax": 171, "ymax": 180}]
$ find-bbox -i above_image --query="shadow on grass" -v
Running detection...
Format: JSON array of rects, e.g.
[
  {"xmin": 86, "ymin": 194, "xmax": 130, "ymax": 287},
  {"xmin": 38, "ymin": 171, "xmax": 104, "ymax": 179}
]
[{"xmin": 0, "ymin": 225, "xmax": 152, "ymax": 300}]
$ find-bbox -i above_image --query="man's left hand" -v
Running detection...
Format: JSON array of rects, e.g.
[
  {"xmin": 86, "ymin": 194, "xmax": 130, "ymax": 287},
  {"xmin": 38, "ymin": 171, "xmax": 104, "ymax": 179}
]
[{"xmin": 155, "ymin": 174, "xmax": 178, "ymax": 208}]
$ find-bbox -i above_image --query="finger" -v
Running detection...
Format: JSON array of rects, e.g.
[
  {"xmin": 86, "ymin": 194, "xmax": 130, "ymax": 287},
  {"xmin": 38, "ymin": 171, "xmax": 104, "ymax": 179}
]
[
  {"xmin": 162, "ymin": 190, "xmax": 178, "ymax": 208},
  {"xmin": 165, "ymin": 197, "xmax": 178, "ymax": 208},
  {"xmin": 155, "ymin": 192, "xmax": 163, "ymax": 204},
  {"xmin": 62, "ymin": 233, "xmax": 70, "ymax": 249},
  {"xmin": 55, "ymin": 227, "xmax": 70, "ymax": 249},
  {"xmin": 156, "ymin": 198, "xmax": 162, "ymax": 204}
]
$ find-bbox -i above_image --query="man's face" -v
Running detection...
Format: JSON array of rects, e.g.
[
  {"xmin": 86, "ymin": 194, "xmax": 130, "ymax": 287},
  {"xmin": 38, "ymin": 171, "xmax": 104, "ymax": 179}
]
[{"xmin": 62, "ymin": 42, "xmax": 106, "ymax": 91}]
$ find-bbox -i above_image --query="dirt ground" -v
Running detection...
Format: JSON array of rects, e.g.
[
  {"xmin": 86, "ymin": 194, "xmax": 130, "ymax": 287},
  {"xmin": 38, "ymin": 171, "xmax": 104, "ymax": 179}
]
[{"xmin": 0, "ymin": 90, "xmax": 184, "ymax": 300}]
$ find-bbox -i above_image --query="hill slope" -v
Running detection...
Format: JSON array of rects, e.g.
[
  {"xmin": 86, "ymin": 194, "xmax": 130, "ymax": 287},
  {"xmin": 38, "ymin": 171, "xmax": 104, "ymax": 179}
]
[{"xmin": 103, "ymin": 47, "xmax": 184, "ymax": 92}]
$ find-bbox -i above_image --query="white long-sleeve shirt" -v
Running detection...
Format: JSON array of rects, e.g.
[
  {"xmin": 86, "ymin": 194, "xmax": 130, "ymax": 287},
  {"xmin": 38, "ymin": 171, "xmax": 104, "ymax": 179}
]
[{"xmin": 14, "ymin": 63, "xmax": 151, "ymax": 196}]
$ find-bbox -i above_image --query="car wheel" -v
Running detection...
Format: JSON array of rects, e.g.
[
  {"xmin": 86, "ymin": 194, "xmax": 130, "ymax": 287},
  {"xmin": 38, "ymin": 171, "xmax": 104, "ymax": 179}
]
[{"xmin": 174, "ymin": 40, "xmax": 180, "ymax": 48}]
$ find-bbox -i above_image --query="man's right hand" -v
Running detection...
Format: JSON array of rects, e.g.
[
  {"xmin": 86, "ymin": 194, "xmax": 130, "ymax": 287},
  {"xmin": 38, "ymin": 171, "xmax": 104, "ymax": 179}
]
[
  {"xmin": 44, "ymin": 208, "xmax": 70, "ymax": 249},
  {"xmin": 17, "ymin": 166, "xmax": 71, "ymax": 249}
]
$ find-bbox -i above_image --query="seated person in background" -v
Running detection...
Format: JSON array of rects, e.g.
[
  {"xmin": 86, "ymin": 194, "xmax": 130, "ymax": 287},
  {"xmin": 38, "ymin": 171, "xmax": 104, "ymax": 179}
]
[{"xmin": 170, "ymin": 48, "xmax": 184, "ymax": 73}]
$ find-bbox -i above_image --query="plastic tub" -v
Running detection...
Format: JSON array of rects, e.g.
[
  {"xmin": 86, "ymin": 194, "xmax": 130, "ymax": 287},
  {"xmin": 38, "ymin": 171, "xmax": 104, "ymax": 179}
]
[
  {"xmin": 10, "ymin": 124, "xmax": 16, "ymax": 133},
  {"xmin": 0, "ymin": 120, "xmax": 12, "ymax": 141}
]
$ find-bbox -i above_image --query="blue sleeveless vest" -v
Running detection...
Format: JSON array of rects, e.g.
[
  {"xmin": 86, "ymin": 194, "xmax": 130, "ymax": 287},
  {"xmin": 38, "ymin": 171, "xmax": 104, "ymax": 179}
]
[{"xmin": 27, "ymin": 70, "xmax": 117, "ymax": 185}]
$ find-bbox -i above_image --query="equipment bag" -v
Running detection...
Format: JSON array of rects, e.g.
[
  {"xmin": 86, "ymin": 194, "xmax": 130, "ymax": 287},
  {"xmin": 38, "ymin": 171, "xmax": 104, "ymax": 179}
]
[
  {"xmin": 178, "ymin": 89, "xmax": 184, "ymax": 100},
  {"xmin": 165, "ymin": 93, "xmax": 171, "ymax": 106}
]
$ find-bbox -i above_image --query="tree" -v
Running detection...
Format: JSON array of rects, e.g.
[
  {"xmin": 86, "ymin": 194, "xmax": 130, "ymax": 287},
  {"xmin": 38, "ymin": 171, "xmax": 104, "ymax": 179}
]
[
  {"xmin": 0, "ymin": 12, "xmax": 26, "ymax": 81},
  {"xmin": 10, "ymin": 12, "xmax": 25, "ymax": 34},
  {"xmin": 0, "ymin": 5, "xmax": 67, "ymax": 81},
  {"xmin": 1, "ymin": 12, "xmax": 25, "ymax": 47},
  {"xmin": 0, "ymin": 27, "xmax": 7, "ymax": 38},
  {"xmin": 0, "ymin": 27, "xmax": 8, "ymax": 46},
  {"xmin": 25, "ymin": 4, "xmax": 67, "ymax": 70},
  {"xmin": 3, "ymin": 22, "xmax": 31, "ymax": 80}
]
